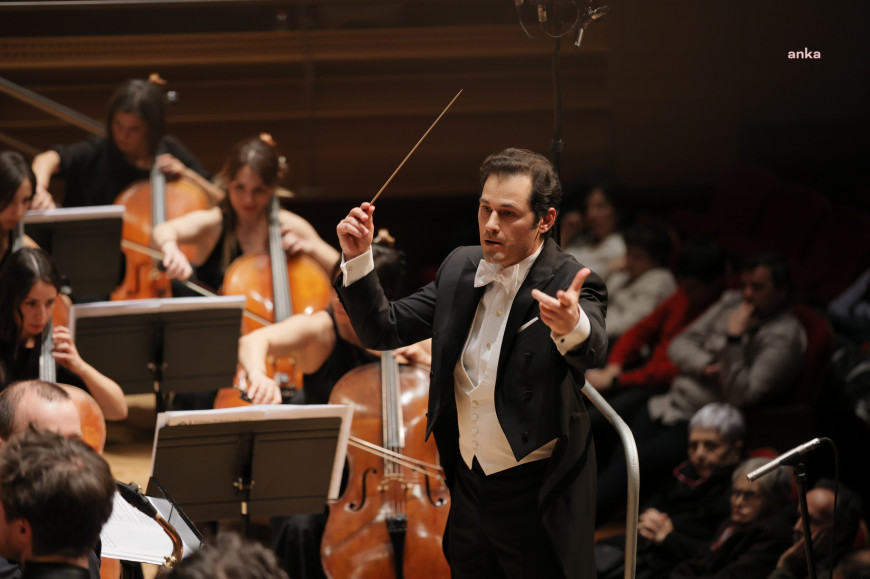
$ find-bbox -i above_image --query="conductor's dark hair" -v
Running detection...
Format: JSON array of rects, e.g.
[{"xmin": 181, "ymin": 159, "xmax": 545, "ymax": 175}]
[
  {"xmin": 106, "ymin": 79, "xmax": 166, "ymax": 156},
  {"xmin": 0, "ymin": 427, "xmax": 114, "ymax": 559},
  {"xmin": 0, "ymin": 151, "xmax": 35, "ymax": 213},
  {"xmin": 479, "ymin": 148, "xmax": 561, "ymax": 238},
  {"xmin": 0, "ymin": 380, "xmax": 71, "ymax": 440},
  {"xmin": 168, "ymin": 532, "xmax": 289, "ymax": 579}
]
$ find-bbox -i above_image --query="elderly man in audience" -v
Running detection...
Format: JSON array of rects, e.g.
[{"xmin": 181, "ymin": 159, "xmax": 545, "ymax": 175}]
[
  {"xmin": 597, "ymin": 252, "xmax": 805, "ymax": 524},
  {"xmin": 596, "ymin": 402, "xmax": 746, "ymax": 579},
  {"xmin": 768, "ymin": 480, "xmax": 865, "ymax": 579},
  {"xmin": 671, "ymin": 456, "xmax": 795, "ymax": 579}
]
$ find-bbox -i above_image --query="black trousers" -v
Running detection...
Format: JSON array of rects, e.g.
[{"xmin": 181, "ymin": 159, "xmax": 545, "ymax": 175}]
[{"xmin": 446, "ymin": 457, "xmax": 565, "ymax": 579}]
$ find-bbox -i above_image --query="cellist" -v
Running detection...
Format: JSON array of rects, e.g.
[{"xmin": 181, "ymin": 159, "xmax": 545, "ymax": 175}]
[
  {"xmin": 237, "ymin": 238, "xmax": 430, "ymax": 579},
  {"xmin": 153, "ymin": 134, "xmax": 339, "ymax": 293},
  {"xmin": 0, "ymin": 248, "xmax": 127, "ymax": 421},
  {"xmin": 29, "ymin": 75, "xmax": 222, "ymax": 209}
]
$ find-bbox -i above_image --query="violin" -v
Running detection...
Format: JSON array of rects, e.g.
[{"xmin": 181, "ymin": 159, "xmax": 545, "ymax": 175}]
[
  {"xmin": 111, "ymin": 161, "xmax": 210, "ymax": 301},
  {"xmin": 214, "ymin": 195, "xmax": 331, "ymax": 407},
  {"xmin": 321, "ymin": 352, "xmax": 450, "ymax": 579}
]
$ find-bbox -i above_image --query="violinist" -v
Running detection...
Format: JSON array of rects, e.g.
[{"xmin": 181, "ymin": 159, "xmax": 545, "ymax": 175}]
[
  {"xmin": 0, "ymin": 248, "xmax": 127, "ymax": 421},
  {"xmin": 238, "ymin": 239, "xmax": 429, "ymax": 579},
  {"xmin": 153, "ymin": 135, "xmax": 339, "ymax": 291},
  {"xmin": 29, "ymin": 76, "xmax": 222, "ymax": 209},
  {"xmin": 0, "ymin": 152, "xmax": 38, "ymax": 267}
]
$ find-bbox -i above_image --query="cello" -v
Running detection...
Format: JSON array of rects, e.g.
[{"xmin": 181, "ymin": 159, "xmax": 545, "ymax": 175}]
[
  {"xmin": 38, "ymin": 296, "xmax": 117, "ymax": 578},
  {"xmin": 321, "ymin": 350, "xmax": 451, "ymax": 579},
  {"xmin": 111, "ymin": 149, "xmax": 210, "ymax": 301},
  {"xmin": 215, "ymin": 194, "xmax": 331, "ymax": 407}
]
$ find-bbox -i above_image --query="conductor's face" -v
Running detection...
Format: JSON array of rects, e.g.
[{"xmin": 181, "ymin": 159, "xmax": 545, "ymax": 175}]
[{"xmin": 478, "ymin": 174, "xmax": 551, "ymax": 267}]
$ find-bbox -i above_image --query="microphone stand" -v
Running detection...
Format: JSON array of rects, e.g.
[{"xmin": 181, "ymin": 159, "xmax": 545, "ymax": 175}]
[{"xmin": 787, "ymin": 457, "xmax": 818, "ymax": 579}]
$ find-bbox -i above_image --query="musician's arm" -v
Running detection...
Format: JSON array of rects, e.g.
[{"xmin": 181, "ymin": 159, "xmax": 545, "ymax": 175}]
[{"xmin": 30, "ymin": 150, "xmax": 61, "ymax": 209}]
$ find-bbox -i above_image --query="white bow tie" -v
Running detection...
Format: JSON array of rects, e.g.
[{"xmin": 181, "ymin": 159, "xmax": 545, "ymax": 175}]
[{"xmin": 474, "ymin": 260, "xmax": 519, "ymax": 291}]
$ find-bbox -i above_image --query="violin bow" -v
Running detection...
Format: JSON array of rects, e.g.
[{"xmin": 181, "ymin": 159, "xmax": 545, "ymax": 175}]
[
  {"xmin": 369, "ymin": 89, "xmax": 463, "ymax": 205},
  {"xmin": 120, "ymin": 239, "xmax": 271, "ymax": 326}
]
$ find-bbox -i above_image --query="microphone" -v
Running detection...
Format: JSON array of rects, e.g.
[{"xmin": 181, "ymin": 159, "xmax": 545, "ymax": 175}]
[{"xmin": 746, "ymin": 438, "xmax": 823, "ymax": 482}]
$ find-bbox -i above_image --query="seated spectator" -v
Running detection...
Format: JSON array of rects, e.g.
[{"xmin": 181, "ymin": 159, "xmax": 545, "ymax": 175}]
[
  {"xmin": 595, "ymin": 403, "xmax": 745, "ymax": 579},
  {"xmin": 586, "ymin": 239, "xmax": 727, "ymax": 456},
  {"xmin": 768, "ymin": 480, "xmax": 864, "ymax": 579},
  {"xmin": 596, "ymin": 253, "xmax": 805, "ymax": 524},
  {"xmin": 562, "ymin": 175, "xmax": 626, "ymax": 282},
  {"xmin": 0, "ymin": 427, "xmax": 115, "ymax": 578},
  {"xmin": 604, "ymin": 222, "xmax": 677, "ymax": 340},
  {"xmin": 168, "ymin": 532, "xmax": 289, "ymax": 579},
  {"xmin": 671, "ymin": 456, "xmax": 795, "ymax": 579}
]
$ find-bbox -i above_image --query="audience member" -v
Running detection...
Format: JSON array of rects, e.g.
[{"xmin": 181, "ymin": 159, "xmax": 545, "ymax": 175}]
[
  {"xmin": 604, "ymin": 222, "xmax": 677, "ymax": 339},
  {"xmin": 0, "ymin": 427, "xmax": 114, "ymax": 578},
  {"xmin": 562, "ymin": 175, "xmax": 626, "ymax": 281},
  {"xmin": 768, "ymin": 480, "xmax": 864, "ymax": 579},
  {"xmin": 596, "ymin": 253, "xmax": 805, "ymax": 524},
  {"xmin": 586, "ymin": 239, "xmax": 727, "ymax": 457},
  {"xmin": 595, "ymin": 403, "xmax": 745, "ymax": 579},
  {"xmin": 168, "ymin": 532, "xmax": 289, "ymax": 579},
  {"xmin": 671, "ymin": 456, "xmax": 795, "ymax": 579}
]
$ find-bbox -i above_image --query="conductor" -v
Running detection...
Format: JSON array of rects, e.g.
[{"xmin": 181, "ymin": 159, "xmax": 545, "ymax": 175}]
[{"xmin": 335, "ymin": 148, "xmax": 608, "ymax": 578}]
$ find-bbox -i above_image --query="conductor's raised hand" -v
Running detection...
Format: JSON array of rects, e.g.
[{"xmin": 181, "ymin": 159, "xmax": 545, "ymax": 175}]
[
  {"xmin": 336, "ymin": 202, "xmax": 375, "ymax": 260},
  {"xmin": 531, "ymin": 267, "xmax": 591, "ymax": 336}
]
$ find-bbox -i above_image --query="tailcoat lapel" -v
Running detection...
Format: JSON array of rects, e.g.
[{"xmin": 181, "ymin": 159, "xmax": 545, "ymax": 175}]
[{"xmin": 496, "ymin": 238, "xmax": 558, "ymax": 386}]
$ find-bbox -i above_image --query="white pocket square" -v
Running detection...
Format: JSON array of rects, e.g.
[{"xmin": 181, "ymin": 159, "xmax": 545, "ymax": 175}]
[{"xmin": 518, "ymin": 317, "xmax": 539, "ymax": 333}]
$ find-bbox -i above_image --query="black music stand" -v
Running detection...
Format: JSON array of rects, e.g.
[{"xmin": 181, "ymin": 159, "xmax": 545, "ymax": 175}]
[
  {"xmin": 145, "ymin": 405, "xmax": 353, "ymax": 535},
  {"xmin": 22, "ymin": 206, "xmax": 124, "ymax": 299},
  {"xmin": 69, "ymin": 296, "xmax": 245, "ymax": 408}
]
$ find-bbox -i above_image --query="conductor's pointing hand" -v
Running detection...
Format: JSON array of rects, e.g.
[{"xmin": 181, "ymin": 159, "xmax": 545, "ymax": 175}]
[
  {"xmin": 336, "ymin": 202, "xmax": 375, "ymax": 260},
  {"xmin": 531, "ymin": 267, "xmax": 591, "ymax": 335}
]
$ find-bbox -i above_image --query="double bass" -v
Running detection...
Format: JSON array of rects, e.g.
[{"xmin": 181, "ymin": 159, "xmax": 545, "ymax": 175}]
[
  {"xmin": 321, "ymin": 350, "xmax": 451, "ymax": 578},
  {"xmin": 215, "ymin": 194, "xmax": 330, "ymax": 406}
]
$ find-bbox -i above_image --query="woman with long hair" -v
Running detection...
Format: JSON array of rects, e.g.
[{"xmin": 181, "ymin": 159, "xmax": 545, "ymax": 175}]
[
  {"xmin": 30, "ymin": 76, "xmax": 221, "ymax": 209},
  {"xmin": 0, "ymin": 248, "xmax": 127, "ymax": 420},
  {"xmin": 0, "ymin": 151, "xmax": 38, "ymax": 267},
  {"xmin": 153, "ymin": 134, "xmax": 339, "ymax": 291}
]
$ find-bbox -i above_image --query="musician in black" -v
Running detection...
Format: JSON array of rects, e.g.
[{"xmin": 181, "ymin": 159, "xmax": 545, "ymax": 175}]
[{"xmin": 0, "ymin": 248, "xmax": 126, "ymax": 420}]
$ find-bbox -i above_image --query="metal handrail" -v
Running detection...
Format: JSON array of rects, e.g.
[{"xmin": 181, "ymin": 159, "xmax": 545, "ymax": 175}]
[
  {"xmin": 0, "ymin": 76, "xmax": 104, "ymax": 138},
  {"xmin": 582, "ymin": 379, "xmax": 639, "ymax": 579}
]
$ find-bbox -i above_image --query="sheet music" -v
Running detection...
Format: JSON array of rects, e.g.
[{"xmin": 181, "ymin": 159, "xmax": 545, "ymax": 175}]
[{"xmin": 100, "ymin": 493, "xmax": 174, "ymax": 565}]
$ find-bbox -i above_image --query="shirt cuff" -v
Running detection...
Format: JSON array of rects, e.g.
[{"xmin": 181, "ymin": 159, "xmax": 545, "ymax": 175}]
[
  {"xmin": 340, "ymin": 249, "xmax": 374, "ymax": 286},
  {"xmin": 551, "ymin": 307, "xmax": 592, "ymax": 356}
]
